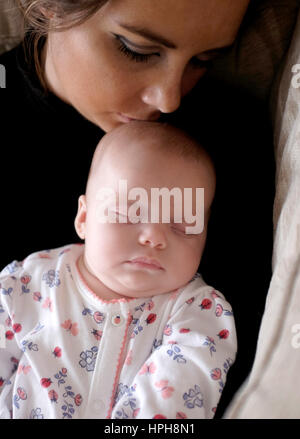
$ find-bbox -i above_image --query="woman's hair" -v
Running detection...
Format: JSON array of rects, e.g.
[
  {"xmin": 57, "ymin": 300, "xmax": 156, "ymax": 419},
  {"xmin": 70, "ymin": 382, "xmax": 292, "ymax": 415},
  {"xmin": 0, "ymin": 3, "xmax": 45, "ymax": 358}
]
[{"xmin": 17, "ymin": 0, "xmax": 109, "ymax": 91}]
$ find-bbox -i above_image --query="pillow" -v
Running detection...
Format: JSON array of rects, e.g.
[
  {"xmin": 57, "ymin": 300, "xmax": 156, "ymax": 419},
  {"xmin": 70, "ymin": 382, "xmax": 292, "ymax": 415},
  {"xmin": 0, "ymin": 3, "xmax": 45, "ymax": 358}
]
[
  {"xmin": 0, "ymin": 0, "xmax": 23, "ymax": 55},
  {"xmin": 224, "ymin": 9, "xmax": 300, "ymax": 418},
  {"xmin": 208, "ymin": 0, "xmax": 300, "ymax": 102}
]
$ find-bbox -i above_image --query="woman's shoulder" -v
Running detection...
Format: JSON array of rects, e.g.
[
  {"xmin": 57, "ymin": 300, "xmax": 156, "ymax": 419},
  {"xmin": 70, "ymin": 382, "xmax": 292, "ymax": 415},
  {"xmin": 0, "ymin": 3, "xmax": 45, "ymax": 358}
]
[
  {"xmin": 0, "ymin": 39, "xmax": 51, "ymax": 110},
  {"xmin": 0, "ymin": 42, "xmax": 34, "ymax": 117},
  {"xmin": 0, "ymin": 43, "xmax": 19, "ymax": 64}
]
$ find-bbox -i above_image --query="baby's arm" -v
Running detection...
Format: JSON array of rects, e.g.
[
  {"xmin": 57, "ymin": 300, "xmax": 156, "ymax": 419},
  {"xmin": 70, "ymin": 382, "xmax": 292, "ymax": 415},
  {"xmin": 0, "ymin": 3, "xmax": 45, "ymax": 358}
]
[
  {"xmin": 112, "ymin": 288, "xmax": 237, "ymax": 419},
  {"xmin": 0, "ymin": 263, "xmax": 24, "ymax": 418}
]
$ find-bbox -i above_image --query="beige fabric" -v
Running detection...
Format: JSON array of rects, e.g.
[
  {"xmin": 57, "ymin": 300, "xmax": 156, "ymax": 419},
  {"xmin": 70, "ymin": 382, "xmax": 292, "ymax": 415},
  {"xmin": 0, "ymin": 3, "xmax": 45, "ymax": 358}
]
[
  {"xmin": 0, "ymin": 0, "xmax": 23, "ymax": 55},
  {"xmin": 224, "ymin": 10, "xmax": 300, "ymax": 419},
  {"xmin": 209, "ymin": 0, "xmax": 299, "ymax": 101}
]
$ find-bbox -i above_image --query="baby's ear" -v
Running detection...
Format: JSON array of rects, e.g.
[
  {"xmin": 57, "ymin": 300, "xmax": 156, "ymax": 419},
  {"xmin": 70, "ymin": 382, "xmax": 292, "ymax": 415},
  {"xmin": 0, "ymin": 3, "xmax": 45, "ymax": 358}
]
[{"xmin": 74, "ymin": 195, "xmax": 87, "ymax": 240}]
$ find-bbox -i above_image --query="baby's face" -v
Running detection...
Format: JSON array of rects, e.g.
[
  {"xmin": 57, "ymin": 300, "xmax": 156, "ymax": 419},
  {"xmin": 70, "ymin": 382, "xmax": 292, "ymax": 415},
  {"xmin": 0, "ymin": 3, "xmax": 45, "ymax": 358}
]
[{"xmin": 75, "ymin": 134, "xmax": 215, "ymax": 299}]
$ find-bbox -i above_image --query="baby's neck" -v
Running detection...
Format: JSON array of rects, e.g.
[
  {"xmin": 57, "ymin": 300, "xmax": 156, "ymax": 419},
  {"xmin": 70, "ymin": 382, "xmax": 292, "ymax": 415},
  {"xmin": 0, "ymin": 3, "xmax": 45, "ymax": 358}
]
[{"xmin": 76, "ymin": 254, "xmax": 127, "ymax": 302}]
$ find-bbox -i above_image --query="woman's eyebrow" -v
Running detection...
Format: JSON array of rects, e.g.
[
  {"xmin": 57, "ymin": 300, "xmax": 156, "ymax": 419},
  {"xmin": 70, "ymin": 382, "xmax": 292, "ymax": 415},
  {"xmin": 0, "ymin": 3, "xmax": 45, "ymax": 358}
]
[
  {"xmin": 116, "ymin": 22, "xmax": 235, "ymax": 55},
  {"xmin": 116, "ymin": 23, "xmax": 177, "ymax": 49}
]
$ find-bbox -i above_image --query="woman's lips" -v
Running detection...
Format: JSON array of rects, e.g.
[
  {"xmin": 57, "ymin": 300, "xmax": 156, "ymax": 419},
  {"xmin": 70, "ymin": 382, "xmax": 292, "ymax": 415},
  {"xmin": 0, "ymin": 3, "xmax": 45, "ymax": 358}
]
[
  {"xmin": 116, "ymin": 112, "xmax": 160, "ymax": 123},
  {"xmin": 127, "ymin": 257, "xmax": 164, "ymax": 271},
  {"xmin": 116, "ymin": 113, "xmax": 136, "ymax": 123}
]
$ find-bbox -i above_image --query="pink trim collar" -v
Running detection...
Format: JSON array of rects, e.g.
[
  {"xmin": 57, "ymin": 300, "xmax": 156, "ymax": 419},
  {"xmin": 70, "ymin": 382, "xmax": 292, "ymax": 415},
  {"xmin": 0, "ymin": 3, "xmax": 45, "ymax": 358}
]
[{"xmin": 75, "ymin": 258, "xmax": 137, "ymax": 305}]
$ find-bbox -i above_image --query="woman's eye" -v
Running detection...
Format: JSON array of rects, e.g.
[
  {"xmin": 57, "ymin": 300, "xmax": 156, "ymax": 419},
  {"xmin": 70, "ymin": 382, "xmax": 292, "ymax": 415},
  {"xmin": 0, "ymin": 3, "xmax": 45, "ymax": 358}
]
[{"xmin": 114, "ymin": 34, "xmax": 160, "ymax": 63}]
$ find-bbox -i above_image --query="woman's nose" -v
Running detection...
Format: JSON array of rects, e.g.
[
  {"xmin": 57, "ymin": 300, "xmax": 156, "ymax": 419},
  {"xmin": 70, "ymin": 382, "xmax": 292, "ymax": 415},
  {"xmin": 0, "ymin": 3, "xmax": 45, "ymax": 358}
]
[
  {"xmin": 141, "ymin": 62, "xmax": 205, "ymax": 114},
  {"xmin": 138, "ymin": 224, "xmax": 167, "ymax": 249},
  {"xmin": 141, "ymin": 69, "xmax": 182, "ymax": 114}
]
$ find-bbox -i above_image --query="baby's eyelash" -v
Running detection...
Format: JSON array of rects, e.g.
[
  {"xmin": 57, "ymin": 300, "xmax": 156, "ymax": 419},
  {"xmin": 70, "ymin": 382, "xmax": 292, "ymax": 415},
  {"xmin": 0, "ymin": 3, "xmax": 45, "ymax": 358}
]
[
  {"xmin": 171, "ymin": 224, "xmax": 199, "ymax": 238},
  {"xmin": 114, "ymin": 35, "xmax": 158, "ymax": 63},
  {"xmin": 171, "ymin": 224, "xmax": 188, "ymax": 235}
]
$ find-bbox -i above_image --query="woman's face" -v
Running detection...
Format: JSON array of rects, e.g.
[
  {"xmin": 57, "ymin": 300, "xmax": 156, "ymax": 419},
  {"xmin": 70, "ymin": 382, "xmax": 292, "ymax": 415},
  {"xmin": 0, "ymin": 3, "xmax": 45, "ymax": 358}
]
[{"xmin": 44, "ymin": 0, "xmax": 250, "ymax": 132}]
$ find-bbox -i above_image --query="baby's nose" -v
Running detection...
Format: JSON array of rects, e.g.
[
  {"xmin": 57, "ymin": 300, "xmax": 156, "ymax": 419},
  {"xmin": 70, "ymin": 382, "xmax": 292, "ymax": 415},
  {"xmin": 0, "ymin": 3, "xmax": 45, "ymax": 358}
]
[{"xmin": 138, "ymin": 224, "xmax": 167, "ymax": 249}]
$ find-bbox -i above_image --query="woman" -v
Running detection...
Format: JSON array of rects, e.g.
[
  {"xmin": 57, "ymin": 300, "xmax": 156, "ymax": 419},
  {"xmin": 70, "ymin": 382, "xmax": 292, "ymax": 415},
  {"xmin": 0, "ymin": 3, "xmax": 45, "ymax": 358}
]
[
  {"xmin": 0, "ymin": 0, "xmax": 249, "ymax": 250},
  {"xmin": 0, "ymin": 0, "xmax": 274, "ymax": 417}
]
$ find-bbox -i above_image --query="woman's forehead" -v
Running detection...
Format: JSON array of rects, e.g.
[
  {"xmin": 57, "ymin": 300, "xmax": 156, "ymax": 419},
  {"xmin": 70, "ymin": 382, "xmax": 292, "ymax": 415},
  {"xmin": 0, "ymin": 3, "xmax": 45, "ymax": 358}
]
[{"xmin": 100, "ymin": 0, "xmax": 250, "ymax": 52}]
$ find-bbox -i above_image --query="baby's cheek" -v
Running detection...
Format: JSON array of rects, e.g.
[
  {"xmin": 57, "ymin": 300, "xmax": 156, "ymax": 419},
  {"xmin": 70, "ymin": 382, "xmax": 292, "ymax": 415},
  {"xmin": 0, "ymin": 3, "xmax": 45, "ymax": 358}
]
[
  {"xmin": 185, "ymin": 239, "xmax": 204, "ymax": 270},
  {"xmin": 100, "ymin": 227, "xmax": 132, "ymax": 259}
]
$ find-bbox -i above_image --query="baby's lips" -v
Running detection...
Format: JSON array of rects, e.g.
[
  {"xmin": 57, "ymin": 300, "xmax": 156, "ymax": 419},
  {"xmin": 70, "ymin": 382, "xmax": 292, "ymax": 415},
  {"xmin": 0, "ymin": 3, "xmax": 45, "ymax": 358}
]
[{"xmin": 129, "ymin": 256, "xmax": 164, "ymax": 270}]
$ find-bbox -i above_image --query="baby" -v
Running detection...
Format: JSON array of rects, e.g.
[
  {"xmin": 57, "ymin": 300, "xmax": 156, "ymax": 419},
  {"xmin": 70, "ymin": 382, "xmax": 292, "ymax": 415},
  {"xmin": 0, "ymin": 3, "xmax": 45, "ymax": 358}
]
[{"xmin": 0, "ymin": 122, "xmax": 236, "ymax": 419}]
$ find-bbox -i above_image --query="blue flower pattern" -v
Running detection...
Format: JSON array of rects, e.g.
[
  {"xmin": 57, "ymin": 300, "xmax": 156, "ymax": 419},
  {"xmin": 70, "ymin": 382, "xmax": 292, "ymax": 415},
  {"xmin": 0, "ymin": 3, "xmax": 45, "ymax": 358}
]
[
  {"xmin": 183, "ymin": 385, "xmax": 203, "ymax": 409},
  {"xmin": 79, "ymin": 346, "xmax": 98, "ymax": 372},
  {"xmin": 42, "ymin": 270, "xmax": 61, "ymax": 288}
]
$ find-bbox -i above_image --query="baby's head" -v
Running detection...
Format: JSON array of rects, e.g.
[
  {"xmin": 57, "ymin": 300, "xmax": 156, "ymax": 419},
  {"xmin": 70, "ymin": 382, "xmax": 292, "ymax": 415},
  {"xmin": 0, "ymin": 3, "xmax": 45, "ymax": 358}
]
[{"xmin": 75, "ymin": 121, "xmax": 216, "ymax": 300}]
